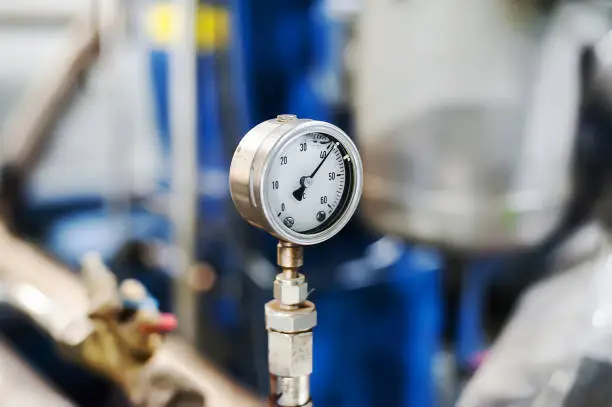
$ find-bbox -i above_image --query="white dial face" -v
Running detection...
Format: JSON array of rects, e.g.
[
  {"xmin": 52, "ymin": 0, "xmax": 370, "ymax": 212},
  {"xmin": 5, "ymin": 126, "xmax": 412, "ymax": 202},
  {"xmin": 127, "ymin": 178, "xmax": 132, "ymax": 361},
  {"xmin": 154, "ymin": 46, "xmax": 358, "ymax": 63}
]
[{"xmin": 265, "ymin": 132, "xmax": 354, "ymax": 235}]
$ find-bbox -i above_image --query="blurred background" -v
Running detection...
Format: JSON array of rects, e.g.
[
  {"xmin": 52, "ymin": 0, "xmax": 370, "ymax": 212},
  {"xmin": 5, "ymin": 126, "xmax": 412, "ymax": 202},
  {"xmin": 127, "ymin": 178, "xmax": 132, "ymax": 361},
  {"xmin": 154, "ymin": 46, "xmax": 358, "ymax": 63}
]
[{"xmin": 2, "ymin": 0, "xmax": 612, "ymax": 406}]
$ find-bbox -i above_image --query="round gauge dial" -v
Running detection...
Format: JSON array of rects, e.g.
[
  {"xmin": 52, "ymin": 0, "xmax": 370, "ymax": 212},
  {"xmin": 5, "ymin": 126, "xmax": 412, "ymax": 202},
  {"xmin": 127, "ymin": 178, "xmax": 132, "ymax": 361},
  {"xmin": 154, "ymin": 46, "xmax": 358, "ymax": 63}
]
[
  {"xmin": 265, "ymin": 132, "xmax": 353, "ymax": 235},
  {"xmin": 229, "ymin": 116, "xmax": 363, "ymax": 245}
]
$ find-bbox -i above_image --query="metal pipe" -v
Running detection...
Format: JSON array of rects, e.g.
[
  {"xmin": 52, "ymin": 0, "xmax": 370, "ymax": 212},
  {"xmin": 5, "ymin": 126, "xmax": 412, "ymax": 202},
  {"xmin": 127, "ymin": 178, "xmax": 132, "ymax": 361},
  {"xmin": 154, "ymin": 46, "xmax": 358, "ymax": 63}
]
[
  {"xmin": 0, "ymin": 281, "xmax": 93, "ymax": 346},
  {"xmin": 0, "ymin": 223, "xmax": 264, "ymax": 406},
  {"xmin": 270, "ymin": 375, "xmax": 310, "ymax": 407},
  {"xmin": 0, "ymin": 17, "xmax": 99, "ymax": 178},
  {"xmin": 169, "ymin": 0, "xmax": 199, "ymax": 346},
  {"xmin": 267, "ymin": 242, "xmax": 314, "ymax": 407}
]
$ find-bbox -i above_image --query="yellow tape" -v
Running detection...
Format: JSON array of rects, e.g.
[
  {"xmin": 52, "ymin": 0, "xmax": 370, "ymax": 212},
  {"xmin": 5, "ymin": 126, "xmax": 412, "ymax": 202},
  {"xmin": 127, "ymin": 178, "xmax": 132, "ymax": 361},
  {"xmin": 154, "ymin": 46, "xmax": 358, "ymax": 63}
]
[{"xmin": 146, "ymin": 3, "xmax": 230, "ymax": 51}]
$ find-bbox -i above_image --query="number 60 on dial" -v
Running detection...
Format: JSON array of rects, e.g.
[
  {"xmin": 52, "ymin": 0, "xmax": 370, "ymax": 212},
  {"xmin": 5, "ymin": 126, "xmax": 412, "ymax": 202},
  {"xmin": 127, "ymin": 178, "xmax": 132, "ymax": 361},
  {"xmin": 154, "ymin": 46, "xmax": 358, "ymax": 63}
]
[{"xmin": 229, "ymin": 115, "xmax": 363, "ymax": 245}]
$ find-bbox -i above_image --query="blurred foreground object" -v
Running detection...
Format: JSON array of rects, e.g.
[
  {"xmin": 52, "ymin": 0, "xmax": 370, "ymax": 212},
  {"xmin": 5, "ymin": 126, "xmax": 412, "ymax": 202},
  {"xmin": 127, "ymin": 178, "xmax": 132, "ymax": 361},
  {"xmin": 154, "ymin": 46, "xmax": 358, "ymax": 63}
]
[
  {"xmin": 0, "ymin": 221, "xmax": 263, "ymax": 407},
  {"xmin": 356, "ymin": 0, "xmax": 611, "ymax": 251},
  {"xmin": 0, "ymin": 337, "xmax": 75, "ymax": 407},
  {"xmin": 458, "ymin": 20, "xmax": 612, "ymax": 405},
  {"xmin": 66, "ymin": 253, "xmax": 177, "ymax": 392},
  {"xmin": 458, "ymin": 225, "xmax": 612, "ymax": 407},
  {"xmin": 0, "ymin": 3, "xmax": 101, "ymax": 224}
]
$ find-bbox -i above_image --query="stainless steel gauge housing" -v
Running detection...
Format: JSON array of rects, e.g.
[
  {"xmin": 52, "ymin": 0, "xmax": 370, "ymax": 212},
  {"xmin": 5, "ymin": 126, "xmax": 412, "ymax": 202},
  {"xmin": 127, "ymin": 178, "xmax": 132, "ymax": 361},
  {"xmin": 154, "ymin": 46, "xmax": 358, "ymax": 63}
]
[{"xmin": 229, "ymin": 115, "xmax": 363, "ymax": 245}]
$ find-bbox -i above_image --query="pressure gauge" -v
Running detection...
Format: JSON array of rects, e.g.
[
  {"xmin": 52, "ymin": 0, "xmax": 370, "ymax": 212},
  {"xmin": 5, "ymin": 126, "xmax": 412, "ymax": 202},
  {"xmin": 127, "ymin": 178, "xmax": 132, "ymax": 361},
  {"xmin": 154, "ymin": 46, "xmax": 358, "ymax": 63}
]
[{"xmin": 229, "ymin": 115, "xmax": 363, "ymax": 245}]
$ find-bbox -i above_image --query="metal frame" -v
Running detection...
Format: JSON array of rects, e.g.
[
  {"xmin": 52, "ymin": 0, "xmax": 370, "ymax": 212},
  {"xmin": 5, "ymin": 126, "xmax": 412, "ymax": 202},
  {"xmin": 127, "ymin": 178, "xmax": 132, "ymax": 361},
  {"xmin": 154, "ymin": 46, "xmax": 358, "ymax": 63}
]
[
  {"xmin": 0, "ymin": 3, "xmax": 101, "ymax": 223},
  {"xmin": 168, "ymin": 0, "xmax": 200, "ymax": 347},
  {"xmin": 1, "ymin": 18, "xmax": 100, "ymax": 174}
]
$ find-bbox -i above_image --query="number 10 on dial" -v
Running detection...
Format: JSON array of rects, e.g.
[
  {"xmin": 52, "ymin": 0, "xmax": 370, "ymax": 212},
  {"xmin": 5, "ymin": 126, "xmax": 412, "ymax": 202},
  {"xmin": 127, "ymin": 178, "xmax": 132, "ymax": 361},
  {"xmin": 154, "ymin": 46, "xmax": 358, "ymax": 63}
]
[{"xmin": 229, "ymin": 115, "xmax": 363, "ymax": 245}]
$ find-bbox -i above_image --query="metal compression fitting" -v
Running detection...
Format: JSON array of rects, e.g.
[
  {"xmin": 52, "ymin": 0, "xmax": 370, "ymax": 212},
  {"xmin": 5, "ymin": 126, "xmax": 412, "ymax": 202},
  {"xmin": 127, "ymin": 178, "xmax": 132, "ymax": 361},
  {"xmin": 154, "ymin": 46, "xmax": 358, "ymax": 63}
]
[{"xmin": 266, "ymin": 242, "xmax": 316, "ymax": 407}]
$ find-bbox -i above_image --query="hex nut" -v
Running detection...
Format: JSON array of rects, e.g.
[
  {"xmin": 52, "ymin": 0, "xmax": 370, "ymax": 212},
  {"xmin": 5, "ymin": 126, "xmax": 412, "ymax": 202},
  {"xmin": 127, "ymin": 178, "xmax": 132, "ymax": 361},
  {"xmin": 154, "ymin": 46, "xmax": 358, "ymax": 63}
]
[
  {"xmin": 274, "ymin": 279, "xmax": 308, "ymax": 305},
  {"xmin": 268, "ymin": 331, "xmax": 313, "ymax": 377},
  {"xmin": 265, "ymin": 300, "xmax": 317, "ymax": 333}
]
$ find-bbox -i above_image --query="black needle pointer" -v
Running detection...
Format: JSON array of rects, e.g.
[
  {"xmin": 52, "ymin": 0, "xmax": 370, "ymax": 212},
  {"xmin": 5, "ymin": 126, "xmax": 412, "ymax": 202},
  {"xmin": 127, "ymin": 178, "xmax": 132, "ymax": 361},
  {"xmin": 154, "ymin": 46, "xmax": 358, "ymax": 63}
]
[{"xmin": 292, "ymin": 144, "xmax": 335, "ymax": 201}]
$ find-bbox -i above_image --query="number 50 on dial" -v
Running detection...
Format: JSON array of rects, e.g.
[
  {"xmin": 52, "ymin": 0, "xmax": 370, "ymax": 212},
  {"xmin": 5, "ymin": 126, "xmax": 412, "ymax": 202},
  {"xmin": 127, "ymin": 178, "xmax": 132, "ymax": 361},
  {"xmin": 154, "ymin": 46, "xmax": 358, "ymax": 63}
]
[{"xmin": 229, "ymin": 115, "xmax": 363, "ymax": 245}]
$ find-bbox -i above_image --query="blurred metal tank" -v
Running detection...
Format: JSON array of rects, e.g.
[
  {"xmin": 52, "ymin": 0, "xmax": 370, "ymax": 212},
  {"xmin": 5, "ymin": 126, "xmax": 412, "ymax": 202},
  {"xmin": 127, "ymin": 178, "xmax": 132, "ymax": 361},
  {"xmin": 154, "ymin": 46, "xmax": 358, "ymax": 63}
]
[{"xmin": 355, "ymin": 0, "xmax": 611, "ymax": 251}]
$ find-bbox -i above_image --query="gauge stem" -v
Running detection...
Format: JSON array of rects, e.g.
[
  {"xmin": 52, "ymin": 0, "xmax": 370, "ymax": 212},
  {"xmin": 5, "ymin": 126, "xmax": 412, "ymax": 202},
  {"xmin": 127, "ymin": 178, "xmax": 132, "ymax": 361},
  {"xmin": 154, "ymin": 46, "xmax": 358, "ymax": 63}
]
[
  {"xmin": 277, "ymin": 241, "xmax": 303, "ymax": 279},
  {"xmin": 282, "ymin": 269, "xmax": 299, "ymax": 279}
]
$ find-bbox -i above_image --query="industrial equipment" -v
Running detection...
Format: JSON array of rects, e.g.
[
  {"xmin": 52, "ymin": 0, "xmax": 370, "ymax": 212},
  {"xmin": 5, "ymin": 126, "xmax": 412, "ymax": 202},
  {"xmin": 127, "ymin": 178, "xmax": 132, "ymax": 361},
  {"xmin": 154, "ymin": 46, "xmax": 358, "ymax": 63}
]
[
  {"xmin": 0, "ymin": 2, "xmax": 101, "ymax": 227},
  {"xmin": 356, "ymin": 0, "xmax": 611, "ymax": 251},
  {"xmin": 457, "ymin": 27, "xmax": 612, "ymax": 406},
  {"xmin": 458, "ymin": 225, "xmax": 611, "ymax": 407},
  {"xmin": 229, "ymin": 115, "xmax": 363, "ymax": 407},
  {"xmin": 10, "ymin": 0, "xmax": 612, "ymax": 405},
  {"xmin": 354, "ymin": 1, "xmax": 612, "ymax": 403},
  {"xmin": 0, "ymin": 221, "xmax": 263, "ymax": 407},
  {"xmin": 0, "ymin": 250, "xmax": 178, "ymax": 400}
]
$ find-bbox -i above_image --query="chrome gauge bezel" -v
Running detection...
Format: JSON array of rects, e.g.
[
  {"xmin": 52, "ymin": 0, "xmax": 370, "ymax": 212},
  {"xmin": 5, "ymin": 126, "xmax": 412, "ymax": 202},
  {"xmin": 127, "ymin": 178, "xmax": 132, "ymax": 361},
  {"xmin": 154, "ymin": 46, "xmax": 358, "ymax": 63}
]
[{"xmin": 229, "ymin": 116, "xmax": 363, "ymax": 245}]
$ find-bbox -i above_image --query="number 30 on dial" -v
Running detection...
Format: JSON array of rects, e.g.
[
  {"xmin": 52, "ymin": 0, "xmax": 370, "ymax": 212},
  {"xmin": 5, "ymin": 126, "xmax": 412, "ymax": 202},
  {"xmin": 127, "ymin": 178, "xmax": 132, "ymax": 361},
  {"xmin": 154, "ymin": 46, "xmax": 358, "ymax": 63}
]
[{"xmin": 229, "ymin": 115, "xmax": 363, "ymax": 245}]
